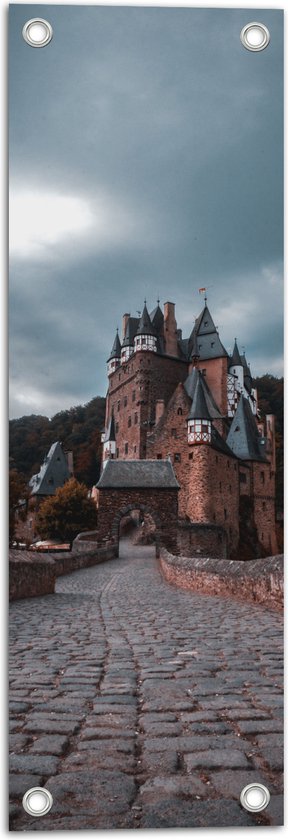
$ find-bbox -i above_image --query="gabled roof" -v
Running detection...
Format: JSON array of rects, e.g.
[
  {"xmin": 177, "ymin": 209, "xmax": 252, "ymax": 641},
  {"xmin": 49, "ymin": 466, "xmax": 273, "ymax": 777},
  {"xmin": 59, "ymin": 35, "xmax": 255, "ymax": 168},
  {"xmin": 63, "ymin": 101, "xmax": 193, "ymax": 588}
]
[
  {"xmin": 136, "ymin": 304, "xmax": 157, "ymax": 337},
  {"xmin": 188, "ymin": 305, "xmax": 227, "ymax": 361},
  {"xmin": 184, "ymin": 369, "xmax": 222, "ymax": 419},
  {"xmin": 230, "ymin": 339, "xmax": 243, "ymax": 367},
  {"xmin": 107, "ymin": 330, "xmax": 121, "ymax": 361},
  {"xmin": 29, "ymin": 442, "xmax": 70, "ymax": 496},
  {"xmin": 226, "ymin": 395, "xmax": 267, "ymax": 462},
  {"xmin": 122, "ymin": 316, "xmax": 139, "ymax": 348},
  {"xmin": 97, "ymin": 459, "xmax": 180, "ymax": 489},
  {"xmin": 188, "ymin": 375, "xmax": 213, "ymax": 421},
  {"xmin": 104, "ymin": 413, "xmax": 116, "ymax": 443}
]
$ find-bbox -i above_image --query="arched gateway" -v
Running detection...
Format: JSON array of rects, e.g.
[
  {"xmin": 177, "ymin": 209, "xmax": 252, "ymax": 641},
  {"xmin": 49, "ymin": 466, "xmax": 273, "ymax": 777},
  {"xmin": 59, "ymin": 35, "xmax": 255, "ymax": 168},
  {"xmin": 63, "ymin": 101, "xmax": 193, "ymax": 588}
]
[{"xmin": 96, "ymin": 459, "xmax": 179, "ymax": 557}]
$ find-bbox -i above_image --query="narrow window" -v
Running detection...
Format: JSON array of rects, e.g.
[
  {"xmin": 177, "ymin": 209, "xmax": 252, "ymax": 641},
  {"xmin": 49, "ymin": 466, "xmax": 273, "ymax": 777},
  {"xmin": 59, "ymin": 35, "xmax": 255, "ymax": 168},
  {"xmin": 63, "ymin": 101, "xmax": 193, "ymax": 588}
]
[
  {"xmin": 224, "ymin": 508, "xmax": 227, "ymax": 520},
  {"xmin": 171, "ymin": 428, "xmax": 177, "ymax": 438},
  {"xmin": 128, "ymin": 416, "xmax": 131, "ymax": 428},
  {"xmin": 177, "ymin": 407, "xmax": 183, "ymax": 416},
  {"xmin": 261, "ymin": 471, "xmax": 265, "ymax": 485},
  {"xmin": 132, "ymin": 390, "xmax": 136, "ymax": 402},
  {"xmin": 117, "ymin": 401, "xmax": 120, "ymax": 412},
  {"xmin": 134, "ymin": 413, "xmax": 138, "ymax": 424},
  {"xmin": 124, "ymin": 396, "xmax": 128, "ymax": 407},
  {"xmin": 189, "ymin": 452, "xmax": 193, "ymax": 460},
  {"xmin": 157, "ymin": 453, "xmax": 162, "ymax": 460},
  {"xmin": 219, "ymin": 481, "xmax": 222, "ymax": 490},
  {"xmin": 174, "ymin": 453, "xmax": 181, "ymax": 463},
  {"xmin": 124, "ymin": 443, "xmax": 128, "ymax": 455},
  {"xmin": 116, "ymin": 422, "xmax": 119, "ymax": 434}
]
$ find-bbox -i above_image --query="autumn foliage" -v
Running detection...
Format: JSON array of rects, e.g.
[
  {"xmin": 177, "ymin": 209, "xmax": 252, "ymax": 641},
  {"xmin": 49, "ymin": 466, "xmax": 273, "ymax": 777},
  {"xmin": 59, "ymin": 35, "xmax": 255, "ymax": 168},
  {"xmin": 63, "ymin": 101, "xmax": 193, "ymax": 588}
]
[{"xmin": 36, "ymin": 478, "xmax": 97, "ymax": 545}]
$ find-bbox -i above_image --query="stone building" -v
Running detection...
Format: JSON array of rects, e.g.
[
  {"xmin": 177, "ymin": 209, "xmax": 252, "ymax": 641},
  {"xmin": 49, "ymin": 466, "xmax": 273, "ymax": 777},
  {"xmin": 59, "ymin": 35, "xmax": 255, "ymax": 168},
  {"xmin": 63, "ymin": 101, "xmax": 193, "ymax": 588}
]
[{"xmin": 101, "ymin": 298, "xmax": 277, "ymax": 558}]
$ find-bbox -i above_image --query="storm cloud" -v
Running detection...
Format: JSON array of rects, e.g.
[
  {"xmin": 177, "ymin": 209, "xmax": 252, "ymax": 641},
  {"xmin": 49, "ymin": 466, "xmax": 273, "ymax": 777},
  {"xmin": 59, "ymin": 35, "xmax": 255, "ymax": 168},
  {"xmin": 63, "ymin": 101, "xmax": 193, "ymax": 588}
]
[{"xmin": 9, "ymin": 5, "xmax": 283, "ymax": 418}]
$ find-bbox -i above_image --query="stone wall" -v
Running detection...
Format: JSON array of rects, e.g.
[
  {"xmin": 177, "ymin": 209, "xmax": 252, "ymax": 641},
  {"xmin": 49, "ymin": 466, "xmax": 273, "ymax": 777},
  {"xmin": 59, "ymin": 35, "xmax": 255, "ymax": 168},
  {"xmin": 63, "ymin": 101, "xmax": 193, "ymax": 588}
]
[
  {"xmin": 160, "ymin": 548, "xmax": 283, "ymax": 611},
  {"xmin": 177, "ymin": 521, "xmax": 227, "ymax": 558},
  {"xmin": 97, "ymin": 487, "xmax": 179, "ymax": 554},
  {"xmin": 9, "ymin": 551, "xmax": 56, "ymax": 601},
  {"xmin": 9, "ymin": 544, "xmax": 118, "ymax": 601}
]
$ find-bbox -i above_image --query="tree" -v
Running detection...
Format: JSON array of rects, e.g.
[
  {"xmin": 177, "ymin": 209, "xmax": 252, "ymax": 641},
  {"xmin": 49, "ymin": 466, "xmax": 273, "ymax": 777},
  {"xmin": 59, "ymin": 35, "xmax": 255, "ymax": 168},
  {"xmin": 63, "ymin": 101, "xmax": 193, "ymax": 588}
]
[
  {"xmin": 35, "ymin": 478, "xmax": 97, "ymax": 545},
  {"xmin": 9, "ymin": 469, "xmax": 28, "ymax": 544}
]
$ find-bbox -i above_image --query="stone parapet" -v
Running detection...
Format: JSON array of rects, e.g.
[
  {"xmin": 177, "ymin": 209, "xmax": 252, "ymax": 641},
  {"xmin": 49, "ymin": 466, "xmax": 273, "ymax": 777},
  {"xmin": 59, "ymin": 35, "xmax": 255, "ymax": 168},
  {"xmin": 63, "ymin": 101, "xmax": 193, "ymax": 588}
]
[
  {"xmin": 9, "ymin": 544, "xmax": 118, "ymax": 600},
  {"xmin": 160, "ymin": 549, "xmax": 283, "ymax": 611},
  {"xmin": 9, "ymin": 551, "xmax": 56, "ymax": 601}
]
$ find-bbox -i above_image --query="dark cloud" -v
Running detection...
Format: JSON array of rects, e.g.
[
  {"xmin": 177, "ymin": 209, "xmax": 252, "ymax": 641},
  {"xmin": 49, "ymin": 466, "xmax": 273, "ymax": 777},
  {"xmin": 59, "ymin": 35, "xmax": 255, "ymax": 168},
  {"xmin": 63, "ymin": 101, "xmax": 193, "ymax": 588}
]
[{"xmin": 9, "ymin": 5, "xmax": 283, "ymax": 417}]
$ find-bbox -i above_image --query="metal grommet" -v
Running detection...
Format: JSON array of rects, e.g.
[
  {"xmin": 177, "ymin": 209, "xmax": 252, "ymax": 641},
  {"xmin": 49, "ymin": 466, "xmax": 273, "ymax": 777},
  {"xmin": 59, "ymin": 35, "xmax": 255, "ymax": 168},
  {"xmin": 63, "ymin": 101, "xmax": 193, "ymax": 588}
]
[
  {"xmin": 22, "ymin": 787, "xmax": 53, "ymax": 817},
  {"xmin": 22, "ymin": 18, "xmax": 53, "ymax": 48},
  {"xmin": 240, "ymin": 783, "xmax": 270, "ymax": 813},
  {"xmin": 240, "ymin": 22, "xmax": 270, "ymax": 52}
]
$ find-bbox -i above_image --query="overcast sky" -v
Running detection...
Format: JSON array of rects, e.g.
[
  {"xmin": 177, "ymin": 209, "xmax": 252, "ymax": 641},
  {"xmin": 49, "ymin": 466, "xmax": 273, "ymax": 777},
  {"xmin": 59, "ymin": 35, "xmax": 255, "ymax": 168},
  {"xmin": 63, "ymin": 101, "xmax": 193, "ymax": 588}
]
[{"xmin": 9, "ymin": 4, "xmax": 283, "ymax": 419}]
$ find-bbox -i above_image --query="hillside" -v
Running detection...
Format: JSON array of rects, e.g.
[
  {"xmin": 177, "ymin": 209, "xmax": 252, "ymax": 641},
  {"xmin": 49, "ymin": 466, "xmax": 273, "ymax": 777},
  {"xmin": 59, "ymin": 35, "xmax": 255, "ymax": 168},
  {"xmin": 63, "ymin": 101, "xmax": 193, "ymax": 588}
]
[{"xmin": 9, "ymin": 396, "xmax": 106, "ymax": 489}]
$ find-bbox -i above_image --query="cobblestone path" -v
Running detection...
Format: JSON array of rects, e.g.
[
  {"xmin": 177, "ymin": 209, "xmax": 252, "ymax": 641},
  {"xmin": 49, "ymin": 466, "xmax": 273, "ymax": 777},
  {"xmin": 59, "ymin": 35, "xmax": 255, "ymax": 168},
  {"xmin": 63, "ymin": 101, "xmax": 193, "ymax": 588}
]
[{"xmin": 9, "ymin": 540, "xmax": 283, "ymax": 829}]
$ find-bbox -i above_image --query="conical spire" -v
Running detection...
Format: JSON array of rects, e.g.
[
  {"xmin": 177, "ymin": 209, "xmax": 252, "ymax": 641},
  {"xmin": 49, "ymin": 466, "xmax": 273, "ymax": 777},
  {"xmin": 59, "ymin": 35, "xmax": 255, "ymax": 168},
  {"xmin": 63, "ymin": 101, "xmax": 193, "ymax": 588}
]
[
  {"xmin": 188, "ymin": 374, "xmax": 212, "ymax": 421},
  {"xmin": 231, "ymin": 339, "xmax": 243, "ymax": 367},
  {"xmin": 136, "ymin": 303, "xmax": 157, "ymax": 337},
  {"xmin": 104, "ymin": 411, "xmax": 116, "ymax": 443},
  {"xmin": 226, "ymin": 395, "xmax": 266, "ymax": 462},
  {"xmin": 107, "ymin": 329, "xmax": 121, "ymax": 361}
]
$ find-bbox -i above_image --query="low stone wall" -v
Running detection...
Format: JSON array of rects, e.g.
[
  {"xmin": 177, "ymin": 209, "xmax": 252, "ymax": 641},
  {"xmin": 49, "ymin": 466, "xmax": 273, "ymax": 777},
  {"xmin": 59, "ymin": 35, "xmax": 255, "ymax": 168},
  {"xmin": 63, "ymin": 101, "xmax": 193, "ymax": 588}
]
[
  {"xmin": 177, "ymin": 521, "xmax": 227, "ymax": 559},
  {"xmin": 9, "ymin": 544, "xmax": 118, "ymax": 600},
  {"xmin": 9, "ymin": 551, "xmax": 56, "ymax": 601},
  {"xmin": 160, "ymin": 549, "xmax": 284, "ymax": 611}
]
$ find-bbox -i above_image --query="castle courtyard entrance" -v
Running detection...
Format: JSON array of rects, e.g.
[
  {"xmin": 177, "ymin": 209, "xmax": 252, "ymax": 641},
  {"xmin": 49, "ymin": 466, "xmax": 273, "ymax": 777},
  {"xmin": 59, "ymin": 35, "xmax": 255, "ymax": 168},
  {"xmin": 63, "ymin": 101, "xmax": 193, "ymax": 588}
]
[{"xmin": 96, "ymin": 459, "xmax": 179, "ymax": 556}]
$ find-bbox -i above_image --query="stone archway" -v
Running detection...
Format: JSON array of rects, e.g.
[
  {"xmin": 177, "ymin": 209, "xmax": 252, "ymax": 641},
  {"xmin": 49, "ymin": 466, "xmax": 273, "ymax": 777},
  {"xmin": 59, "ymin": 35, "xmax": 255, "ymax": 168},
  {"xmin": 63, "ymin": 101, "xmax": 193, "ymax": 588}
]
[
  {"xmin": 111, "ymin": 503, "xmax": 162, "ymax": 557},
  {"xmin": 96, "ymin": 459, "xmax": 179, "ymax": 556}
]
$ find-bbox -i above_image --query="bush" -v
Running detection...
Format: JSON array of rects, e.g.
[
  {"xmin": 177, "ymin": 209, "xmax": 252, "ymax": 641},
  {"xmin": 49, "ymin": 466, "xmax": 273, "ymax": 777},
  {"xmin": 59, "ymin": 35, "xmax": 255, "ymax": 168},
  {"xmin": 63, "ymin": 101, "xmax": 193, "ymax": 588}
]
[{"xmin": 35, "ymin": 478, "xmax": 97, "ymax": 545}]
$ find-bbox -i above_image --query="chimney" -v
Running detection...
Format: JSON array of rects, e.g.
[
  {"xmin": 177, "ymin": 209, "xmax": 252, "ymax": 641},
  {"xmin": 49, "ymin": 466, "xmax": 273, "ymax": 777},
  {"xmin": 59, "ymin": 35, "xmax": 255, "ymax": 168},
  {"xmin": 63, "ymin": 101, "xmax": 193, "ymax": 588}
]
[
  {"xmin": 164, "ymin": 301, "xmax": 178, "ymax": 357},
  {"xmin": 155, "ymin": 399, "xmax": 165, "ymax": 425},
  {"xmin": 122, "ymin": 313, "xmax": 130, "ymax": 340}
]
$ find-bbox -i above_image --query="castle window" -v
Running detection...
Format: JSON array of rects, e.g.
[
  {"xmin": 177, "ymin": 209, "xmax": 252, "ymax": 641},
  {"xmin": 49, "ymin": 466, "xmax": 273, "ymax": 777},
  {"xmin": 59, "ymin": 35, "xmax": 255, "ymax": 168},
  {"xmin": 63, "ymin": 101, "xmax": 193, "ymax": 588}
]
[
  {"xmin": 124, "ymin": 443, "xmax": 128, "ymax": 454},
  {"xmin": 117, "ymin": 401, "xmax": 120, "ymax": 412},
  {"xmin": 124, "ymin": 396, "xmax": 128, "ymax": 407},
  {"xmin": 116, "ymin": 422, "xmax": 119, "ymax": 434},
  {"xmin": 201, "ymin": 369, "xmax": 206, "ymax": 376},
  {"xmin": 240, "ymin": 472, "xmax": 246, "ymax": 483},
  {"xmin": 132, "ymin": 390, "xmax": 136, "ymax": 402},
  {"xmin": 227, "ymin": 460, "xmax": 230, "ymax": 467},
  {"xmin": 260, "ymin": 471, "xmax": 265, "ymax": 485},
  {"xmin": 224, "ymin": 509, "xmax": 227, "ymax": 519},
  {"xmin": 189, "ymin": 453, "xmax": 193, "ymax": 460},
  {"xmin": 235, "ymin": 425, "xmax": 240, "ymax": 431},
  {"xmin": 174, "ymin": 453, "xmax": 181, "ymax": 463},
  {"xmin": 134, "ymin": 413, "xmax": 138, "ymax": 424},
  {"xmin": 262, "ymin": 502, "xmax": 266, "ymax": 511},
  {"xmin": 116, "ymin": 448, "xmax": 119, "ymax": 458},
  {"xmin": 157, "ymin": 454, "xmax": 162, "ymax": 460},
  {"xmin": 211, "ymin": 341, "xmax": 214, "ymax": 347},
  {"xmin": 177, "ymin": 407, "xmax": 183, "ymax": 416},
  {"xmin": 215, "ymin": 456, "xmax": 218, "ymax": 463},
  {"xmin": 219, "ymin": 481, "xmax": 222, "ymax": 490},
  {"xmin": 171, "ymin": 428, "xmax": 177, "ymax": 438},
  {"xmin": 128, "ymin": 416, "xmax": 131, "ymax": 428},
  {"xmin": 134, "ymin": 445, "xmax": 137, "ymax": 453},
  {"xmin": 204, "ymin": 321, "xmax": 208, "ymax": 326}
]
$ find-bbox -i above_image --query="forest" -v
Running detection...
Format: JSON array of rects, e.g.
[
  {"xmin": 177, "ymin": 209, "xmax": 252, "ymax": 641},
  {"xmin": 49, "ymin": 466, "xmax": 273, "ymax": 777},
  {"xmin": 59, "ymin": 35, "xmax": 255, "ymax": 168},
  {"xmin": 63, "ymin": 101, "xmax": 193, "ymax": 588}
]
[{"xmin": 9, "ymin": 375, "xmax": 283, "ymax": 512}]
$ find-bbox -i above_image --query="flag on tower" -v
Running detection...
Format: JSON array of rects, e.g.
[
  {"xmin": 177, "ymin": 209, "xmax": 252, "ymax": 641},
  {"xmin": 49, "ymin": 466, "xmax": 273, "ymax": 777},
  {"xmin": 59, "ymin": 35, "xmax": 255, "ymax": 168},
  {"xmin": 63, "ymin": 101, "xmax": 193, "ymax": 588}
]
[{"xmin": 199, "ymin": 287, "xmax": 206, "ymax": 293}]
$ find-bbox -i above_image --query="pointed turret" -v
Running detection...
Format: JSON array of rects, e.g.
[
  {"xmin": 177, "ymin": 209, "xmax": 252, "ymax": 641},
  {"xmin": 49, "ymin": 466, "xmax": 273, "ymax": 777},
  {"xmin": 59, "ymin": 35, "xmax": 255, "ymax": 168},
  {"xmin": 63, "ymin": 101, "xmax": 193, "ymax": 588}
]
[
  {"xmin": 134, "ymin": 302, "xmax": 157, "ymax": 353},
  {"xmin": 107, "ymin": 329, "xmax": 121, "ymax": 375},
  {"xmin": 121, "ymin": 317, "xmax": 139, "ymax": 363},
  {"xmin": 229, "ymin": 338, "xmax": 244, "ymax": 390},
  {"xmin": 102, "ymin": 411, "xmax": 117, "ymax": 461},
  {"xmin": 188, "ymin": 304, "xmax": 227, "ymax": 361},
  {"xmin": 226, "ymin": 395, "xmax": 267, "ymax": 462},
  {"xmin": 187, "ymin": 373, "xmax": 212, "ymax": 444}
]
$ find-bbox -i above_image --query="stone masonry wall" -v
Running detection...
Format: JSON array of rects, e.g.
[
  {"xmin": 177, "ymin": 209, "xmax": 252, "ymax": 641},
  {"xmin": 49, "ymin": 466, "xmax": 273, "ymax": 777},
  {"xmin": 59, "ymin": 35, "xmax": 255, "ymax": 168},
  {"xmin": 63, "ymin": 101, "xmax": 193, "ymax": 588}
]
[
  {"xmin": 177, "ymin": 522, "xmax": 227, "ymax": 558},
  {"xmin": 97, "ymin": 487, "xmax": 179, "ymax": 553},
  {"xmin": 107, "ymin": 351, "xmax": 188, "ymax": 460},
  {"xmin": 160, "ymin": 548, "xmax": 283, "ymax": 611},
  {"xmin": 187, "ymin": 446, "xmax": 239, "ymax": 555},
  {"xmin": 252, "ymin": 462, "xmax": 278, "ymax": 555},
  {"xmin": 9, "ymin": 544, "xmax": 118, "ymax": 601},
  {"xmin": 146, "ymin": 383, "xmax": 192, "ymax": 517}
]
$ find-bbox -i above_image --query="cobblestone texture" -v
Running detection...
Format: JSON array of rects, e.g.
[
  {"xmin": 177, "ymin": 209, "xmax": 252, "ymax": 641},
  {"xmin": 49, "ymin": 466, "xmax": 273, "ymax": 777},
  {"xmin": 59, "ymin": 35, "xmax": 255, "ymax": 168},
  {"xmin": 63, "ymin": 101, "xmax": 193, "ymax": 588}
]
[{"xmin": 9, "ymin": 540, "xmax": 283, "ymax": 829}]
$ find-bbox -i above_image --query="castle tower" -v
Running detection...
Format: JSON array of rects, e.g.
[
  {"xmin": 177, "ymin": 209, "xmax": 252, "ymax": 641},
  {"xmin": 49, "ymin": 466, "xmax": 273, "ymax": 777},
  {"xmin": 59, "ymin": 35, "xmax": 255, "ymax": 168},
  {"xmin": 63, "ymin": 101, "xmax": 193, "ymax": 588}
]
[
  {"xmin": 107, "ymin": 330, "xmax": 121, "ymax": 376},
  {"xmin": 134, "ymin": 303, "xmax": 157, "ymax": 353},
  {"xmin": 229, "ymin": 339, "xmax": 244, "ymax": 391},
  {"xmin": 187, "ymin": 374, "xmax": 212, "ymax": 444}
]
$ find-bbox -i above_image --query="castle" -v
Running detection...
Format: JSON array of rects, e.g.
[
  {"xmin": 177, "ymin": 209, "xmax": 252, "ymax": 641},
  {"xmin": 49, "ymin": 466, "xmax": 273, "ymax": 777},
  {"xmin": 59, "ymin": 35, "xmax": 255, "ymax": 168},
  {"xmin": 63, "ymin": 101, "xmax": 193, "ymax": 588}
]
[{"xmin": 101, "ymin": 297, "xmax": 277, "ymax": 559}]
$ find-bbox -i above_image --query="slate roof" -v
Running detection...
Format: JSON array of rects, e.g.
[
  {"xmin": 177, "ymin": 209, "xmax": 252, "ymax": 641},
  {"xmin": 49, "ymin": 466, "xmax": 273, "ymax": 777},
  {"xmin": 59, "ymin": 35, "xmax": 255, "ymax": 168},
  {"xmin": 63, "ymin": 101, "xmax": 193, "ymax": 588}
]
[
  {"xmin": 226, "ymin": 395, "xmax": 267, "ymax": 462},
  {"xmin": 188, "ymin": 376, "xmax": 213, "ymax": 421},
  {"xmin": 230, "ymin": 339, "xmax": 243, "ymax": 367},
  {"xmin": 104, "ymin": 413, "xmax": 116, "ymax": 443},
  {"xmin": 184, "ymin": 369, "xmax": 222, "ymax": 419},
  {"xmin": 97, "ymin": 459, "xmax": 180, "ymax": 489},
  {"xmin": 188, "ymin": 305, "xmax": 228, "ymax": 361},
  {"xmin": 121, "ymin": 317, "xmax": 139, "ymax": 348},
  {"xmin": 150, "ymin": 304, "xmax": 164, "ymax": 332},
  {"xmin": 29, "ymin": 442, "xmax": 71, "ymax": 496},
  {"xmin": 136, "ymin": 304, "xmax": 157, "ymax": 337},
  {"xmin": 108, "ymin": 330, "xmax": 121, "ymax": 361},
  {"xmin": 210, "ymin": 427, "xmax": 238, "ymax": 459}
]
